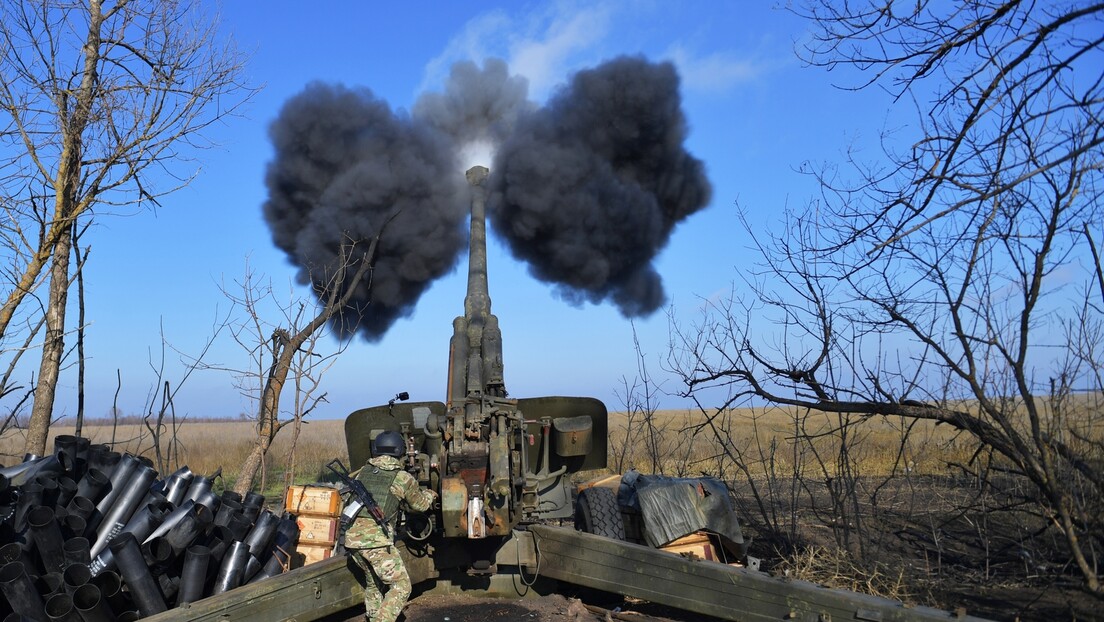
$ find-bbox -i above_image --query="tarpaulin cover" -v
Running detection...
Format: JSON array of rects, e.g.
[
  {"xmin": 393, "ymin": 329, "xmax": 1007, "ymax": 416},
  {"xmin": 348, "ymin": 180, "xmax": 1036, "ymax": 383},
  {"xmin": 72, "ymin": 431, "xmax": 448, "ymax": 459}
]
[{"xmin": 617, "ymin": 470, "xmax": 745, "ymax": 555}]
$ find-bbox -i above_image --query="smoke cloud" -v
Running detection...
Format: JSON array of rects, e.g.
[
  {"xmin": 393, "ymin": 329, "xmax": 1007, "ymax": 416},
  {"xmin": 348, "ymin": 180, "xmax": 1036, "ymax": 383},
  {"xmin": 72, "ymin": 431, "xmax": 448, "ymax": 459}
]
[
  {"xmin": 263, "ymin": 56, "xmax": 709, "ymax": 339},
  {"xmin": 413, "ymin": 58, "xmax": 532, "ymax": 147},
  {"xmin": 262, "ymin": 83, "xmax": 466, "ymax": 340},
  {"xmin": 488, "ymin": 56, "xmax": 711, "ymax": 316}
]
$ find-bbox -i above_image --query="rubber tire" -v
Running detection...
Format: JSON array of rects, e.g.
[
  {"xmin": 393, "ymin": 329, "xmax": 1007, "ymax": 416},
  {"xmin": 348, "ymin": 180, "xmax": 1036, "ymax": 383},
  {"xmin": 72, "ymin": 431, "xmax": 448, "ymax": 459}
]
[{"xmin": 574, "ymin": 487, "xmax": 625, "ymax": 541}]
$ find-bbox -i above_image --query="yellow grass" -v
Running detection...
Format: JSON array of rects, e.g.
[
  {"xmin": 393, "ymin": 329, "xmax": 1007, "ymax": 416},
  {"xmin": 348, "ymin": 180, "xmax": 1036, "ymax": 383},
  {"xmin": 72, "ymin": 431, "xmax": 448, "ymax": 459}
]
[
  {"xmin": 0, "ymin": 403, "xmax": 985, "ymax": 496},
  {"xmin": 0, "ymin": 418, "xmax": 348, "ymax": 497},
  {"xmin": 606, "ymin": 406, "xmax": 972, "ymax": 480}
]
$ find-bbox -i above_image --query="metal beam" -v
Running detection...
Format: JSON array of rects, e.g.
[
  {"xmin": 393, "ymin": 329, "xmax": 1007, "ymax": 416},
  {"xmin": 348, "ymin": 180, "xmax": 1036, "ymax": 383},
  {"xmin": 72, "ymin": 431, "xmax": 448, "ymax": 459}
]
[
  {"xmin": 143, "ymin": 556, "xmax": 360, "ymax": 622},
  {"xmin": 526, "ymin": 525, "xmax": 992, "ymax": 622}
]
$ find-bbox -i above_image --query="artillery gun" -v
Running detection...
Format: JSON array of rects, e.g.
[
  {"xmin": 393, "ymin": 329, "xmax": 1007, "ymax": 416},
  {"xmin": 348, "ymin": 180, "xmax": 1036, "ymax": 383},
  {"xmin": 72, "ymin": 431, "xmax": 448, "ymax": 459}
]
[
  {"xmin": 136, "ymin": 166, "xmax": 993, "ymax": 622},
  {"xmin": 343, "ymin": 166, "xmax": 607, "ymax": 566}
]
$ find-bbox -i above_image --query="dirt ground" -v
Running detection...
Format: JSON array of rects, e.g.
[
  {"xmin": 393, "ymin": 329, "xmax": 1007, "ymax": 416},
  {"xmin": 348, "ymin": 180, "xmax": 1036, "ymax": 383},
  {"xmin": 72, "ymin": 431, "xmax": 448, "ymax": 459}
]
[
  {"xmin": 327, "ymin": 582, "xmax": 1092, "ymax": 622},
  {"xmin": 404, "ymin": 594, "xmax": 599, "ymax": 622},
  {"xmin": 326, "ymin": 592, "xmax": 702, "ymax": 622}
]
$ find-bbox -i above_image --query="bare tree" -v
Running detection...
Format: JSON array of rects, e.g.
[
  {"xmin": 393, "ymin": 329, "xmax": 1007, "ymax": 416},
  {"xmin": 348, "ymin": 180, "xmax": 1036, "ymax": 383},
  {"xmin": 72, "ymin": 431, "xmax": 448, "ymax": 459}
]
[
  {"xmin": 213, "ymin": 235, "xmax": 383, "ymax": 495},
  {"xmin": 0, "ymin": 0, "xmax": 255, "ymax": 455},
  {"xmin": 669, "ymin": 2, "xmax": 1103, "ymax": 594}
]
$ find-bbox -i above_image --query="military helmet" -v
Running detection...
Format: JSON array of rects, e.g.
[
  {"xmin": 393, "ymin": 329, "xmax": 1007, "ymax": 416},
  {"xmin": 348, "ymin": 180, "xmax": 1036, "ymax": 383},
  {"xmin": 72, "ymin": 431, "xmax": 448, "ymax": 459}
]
[{"xmin": 372, "ymin": 430, "xmax": 405, "ymax": 458}]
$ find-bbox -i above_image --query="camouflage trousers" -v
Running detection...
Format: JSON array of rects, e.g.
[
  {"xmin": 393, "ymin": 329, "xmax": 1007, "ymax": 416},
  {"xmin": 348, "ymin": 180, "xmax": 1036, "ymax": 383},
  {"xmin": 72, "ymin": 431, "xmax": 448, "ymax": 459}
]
[{"xmin": 349, "ymin": 545, "xmax": 410, "ymax": 622}]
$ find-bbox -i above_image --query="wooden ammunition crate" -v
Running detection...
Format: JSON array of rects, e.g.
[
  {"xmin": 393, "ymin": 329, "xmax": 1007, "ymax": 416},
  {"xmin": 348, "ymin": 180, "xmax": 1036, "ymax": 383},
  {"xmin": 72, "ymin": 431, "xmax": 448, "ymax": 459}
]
[
  {"xmin": 294, "ymin": 543, "xmax": 334, "ymax": 568},
  {"xmin": 285, "ymin": 484, "xmax": 342, "ymax": 517},
  {"xmin": 661, "ymin": 532, "xmax": 720, "ymax": 562},
  {"xmin": 296, "ymin": 514, "xmax": 340, "ymax": 546}
]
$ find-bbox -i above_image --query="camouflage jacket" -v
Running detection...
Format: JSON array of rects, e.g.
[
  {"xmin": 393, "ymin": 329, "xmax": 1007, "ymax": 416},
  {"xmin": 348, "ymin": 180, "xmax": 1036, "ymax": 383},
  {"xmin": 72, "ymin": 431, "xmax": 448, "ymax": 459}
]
[{"xmin": 343, "ymin": 456, "xmax": 436, "ymax": 549}]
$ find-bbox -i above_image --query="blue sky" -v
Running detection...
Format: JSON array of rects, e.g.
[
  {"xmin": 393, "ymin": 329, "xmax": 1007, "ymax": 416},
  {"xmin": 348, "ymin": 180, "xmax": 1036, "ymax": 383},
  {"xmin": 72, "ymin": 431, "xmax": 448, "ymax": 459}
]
[{"xmin": 60, "ymin": 1, "xmax": 897, "ymax": 421}]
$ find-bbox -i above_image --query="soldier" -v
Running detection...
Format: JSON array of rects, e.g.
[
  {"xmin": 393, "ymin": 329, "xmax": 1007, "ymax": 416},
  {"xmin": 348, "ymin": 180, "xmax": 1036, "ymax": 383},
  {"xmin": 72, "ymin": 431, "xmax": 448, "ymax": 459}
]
[{"xmin": 344, "ymin": 430, "xmax": 437, "ymax": 622}]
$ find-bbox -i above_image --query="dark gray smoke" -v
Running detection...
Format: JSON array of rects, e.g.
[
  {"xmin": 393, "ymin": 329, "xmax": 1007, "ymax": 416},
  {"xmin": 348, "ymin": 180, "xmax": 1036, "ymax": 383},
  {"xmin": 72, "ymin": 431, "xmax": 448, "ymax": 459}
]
[
  {"xmin": 263, "ymin": 56, "xmax": 709, "ymax": 339},
  {"xmin": 262, "ymin": 82, "xmax": 466, "ymax": 340},
  {"xmin": 488, "ymin": 56, "xmax": 711, "ymax": 317},
  {"xmin": 264, "ymin": 64, "xmax": 532, "ymax": 340}
]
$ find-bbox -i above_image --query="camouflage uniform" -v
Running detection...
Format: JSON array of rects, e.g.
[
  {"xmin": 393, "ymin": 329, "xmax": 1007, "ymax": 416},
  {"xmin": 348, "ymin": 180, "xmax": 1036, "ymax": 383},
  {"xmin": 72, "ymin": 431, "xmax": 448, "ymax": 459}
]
[{"xmin": 344, "ymin": 455, "xmax": 436, "ymax": 622}]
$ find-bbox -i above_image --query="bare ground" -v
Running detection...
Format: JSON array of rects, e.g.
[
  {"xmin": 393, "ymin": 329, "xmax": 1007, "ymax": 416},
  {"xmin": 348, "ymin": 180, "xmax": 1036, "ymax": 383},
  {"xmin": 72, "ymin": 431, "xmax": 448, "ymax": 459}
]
[
  {"xmin": 730, "ymin": 474, "xmax": 1102, "ymax": 621},
  {"xmin": 321, "ymin": 592, "xmax": 704, "ymax": 622}
]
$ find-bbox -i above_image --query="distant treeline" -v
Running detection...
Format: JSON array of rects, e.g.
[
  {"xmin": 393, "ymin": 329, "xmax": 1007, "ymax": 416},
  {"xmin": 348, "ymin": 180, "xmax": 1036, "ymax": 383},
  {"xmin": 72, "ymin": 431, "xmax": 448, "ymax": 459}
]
[{"xmin": 3, "ymin": 413, "xmax": 250, "ymax": 428}]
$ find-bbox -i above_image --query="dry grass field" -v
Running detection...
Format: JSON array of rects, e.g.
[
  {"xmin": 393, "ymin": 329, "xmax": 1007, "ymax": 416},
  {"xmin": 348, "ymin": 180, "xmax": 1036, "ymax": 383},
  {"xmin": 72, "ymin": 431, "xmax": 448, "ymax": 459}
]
[
  {"xmin": 0, "ymin": 406, "xmax": 968, "ymax": 492},
  {"xmin": 0, "ymin": 417, "xmax": 349, "ymax": 497},
  {"xmin": 606, "ymin": 405, "xmax": 971, "ymax": 479}
]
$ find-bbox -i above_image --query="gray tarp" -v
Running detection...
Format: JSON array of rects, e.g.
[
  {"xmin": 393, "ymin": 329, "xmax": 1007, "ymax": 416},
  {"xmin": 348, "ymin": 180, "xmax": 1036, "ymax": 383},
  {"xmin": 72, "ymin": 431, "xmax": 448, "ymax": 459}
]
[{"xmin": 617, "ymin": 470, "xmax": 745, "ymax": 558}]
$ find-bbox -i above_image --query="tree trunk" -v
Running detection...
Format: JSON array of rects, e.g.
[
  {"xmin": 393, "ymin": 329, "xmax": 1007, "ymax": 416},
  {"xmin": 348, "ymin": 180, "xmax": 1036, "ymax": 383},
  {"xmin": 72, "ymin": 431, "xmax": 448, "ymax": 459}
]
[
  {"xmin": 234, "ymin": 441, "xmax": 271, "ymax": 497},
  {"xmin": 231, "ymin": 238, "xmax": 378, "ymax": 494},
  {"xmin": 25, "ymin": 225, "xmax": 73, "ymax": 455},
  {"xmin": 233, "ymin": 344, "xmax": 289, "ymax": 495},
  {"xmin": 22, "ymin": 1, "xmax": 103, "ymax": 455}
]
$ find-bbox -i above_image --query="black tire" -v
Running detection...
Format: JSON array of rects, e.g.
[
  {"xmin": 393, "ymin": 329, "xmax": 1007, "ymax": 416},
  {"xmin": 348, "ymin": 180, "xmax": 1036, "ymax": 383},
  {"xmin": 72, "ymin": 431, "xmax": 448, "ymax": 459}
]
[{"xmin": 574, "ymin": 487, "xmax": 625, "ymax": 541}]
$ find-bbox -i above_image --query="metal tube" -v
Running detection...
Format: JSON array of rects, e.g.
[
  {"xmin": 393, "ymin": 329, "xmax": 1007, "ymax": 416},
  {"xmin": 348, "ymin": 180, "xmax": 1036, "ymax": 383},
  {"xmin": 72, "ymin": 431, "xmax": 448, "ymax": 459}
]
[
  {"xmin": 140, "ymin": 538, "xmax": 174, "ymax": 576},
  {"xmin": 225, "ymin": 512, "xmax": 252, "ymax": 541},
  {"xmin": 183, "ymin": 475, "xmax": 213, "ymax": 505},
  {"xmin": 0, "ymin": 455, "xmax": 61, "ymax": 487},
  {"xmin": 52, "ymin": 435, "xmax": 81, "ymax": 479},
  {"xmin": 202, "ymin": 525, "xmax": 233, "ymax": 563},
  {"xmin": 61, "ymin": 538, "xmax": 90, "ymax": 568},
  {"xmin": 246, "ymin": 517, "xmax": 299, "ymax": 584},
  {"xmin": 64, "ymin": 495, "xmax": 94, "ymax": 521},
  {"xmin": 0, "ymin": 544, "xmax": 29, "ymax": 571},
  {"xmin": 212, "ymin": 541, "xmax": 250, "ymax": 594},
  {"xmin": 74, "ymin": 468, "xmax": 109, "ymax": 507},
  {"xmin": 87, "ymin": 546, "xmax": 115, "ymax": 579},
  {"xmin": 161, "ymin": 503, "xmax": 213, "ymax": 558},
  {"xmin": 54, "ymin": 477, "xmax": 77, "ymax": 509},
  {"xmin": 13, "ymin": 481, "xmax": 42, "ymax": 532},
  {"xmin": 161, "ymin": 467, "xmax": 194, "ymax": 506},
  {"xmin": 241, "ymin": 492, "xmax": 264, "ymax": 524},
  {"xmin": 143, "ymin": 499, "xmax": 193, "ymax": 543},
  {"xmin": 157, "ymin": 574, "xmax": 179, "ymax": 603},
  {"xmin": 60, "ymin": 515, "xmax": 86, "ymax": 541},
  {"xmin": 92, "ymin": 455, "xmax": 137, "ymax": 518},
  {"xmin": 193, "ymin": 489, "xmax": 221, "ymax": 516},
  {"xmin": 242, "ymin": 509, "xmax": 277, "ymax": 558},
  {"xmin": 91, "ymin": 570, "xmax": 128, "ymax": 615},
  {"xmin": 85, "ymin": 446, "xmax": 118, "ymax": 478},
  {"xmin": 89, "ymin": 464, "xmax": 157, "ymax": 557},
  {"xmin": 464, "ymin": 165, "xmax": 492, "ymax": 326},
  {"xmin": 28, "ymin": 506, "xmax": 67, "ymax": 572},
  {"xmin": 61, "ymin": 564, "xmax": 90, "ymax": 595},
  {"xmin": 0, "ymin": 562, "xmax": 45, "ymax": 622},
  {"xmin": 107, "ymin": 534, "xmax": 167, "ymax": 617},
  {"xmin": 213, "ymin": 498, "xmax": 242, "ymax": 527},
  {"xmin": 176, "ymin": 545, "xmax": 211, "ymax": 605},
  {"xmin": 36, "ymin": 571, "xmax": 64, "ymax": 598},
  {"xmin": 120, "ymin": 500, "xmax": 173, "ymax": 544},
  {"xmin": 72, "ymin": 584, "xmax": 113, "ymax": 622},
  {"xmin": 44, "ymin": 592, "xmax": 80, "ymax": 622},
  {"xmin": 34, "ymin": 475, "xmax": 60, "ymax": 509}
]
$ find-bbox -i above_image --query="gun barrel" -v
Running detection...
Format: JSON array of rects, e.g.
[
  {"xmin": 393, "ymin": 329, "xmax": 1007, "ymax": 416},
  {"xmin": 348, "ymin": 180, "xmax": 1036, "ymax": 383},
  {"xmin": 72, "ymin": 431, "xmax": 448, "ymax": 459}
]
[
  {"xmin": 463, "ymin": 166, "xmax": 491, "ymax": 322},
  {"xmin": 448, "ymin": 166, "xmax": 505, "ymax": 406}
]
